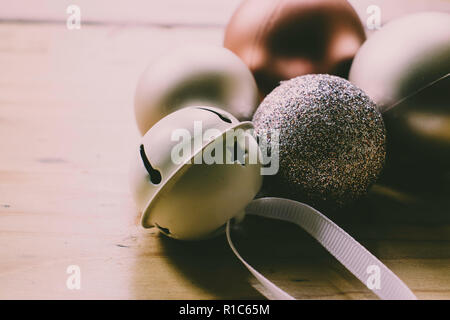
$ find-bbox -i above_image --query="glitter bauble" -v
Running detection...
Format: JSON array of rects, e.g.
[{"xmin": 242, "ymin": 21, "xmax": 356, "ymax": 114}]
[
  {"xmin": 253, "ymin": 74, "xmax": 386, "ymax": 208},
  {"xmin": 224, "ymin": 0, "xmax": 366, "ymax": 97}
]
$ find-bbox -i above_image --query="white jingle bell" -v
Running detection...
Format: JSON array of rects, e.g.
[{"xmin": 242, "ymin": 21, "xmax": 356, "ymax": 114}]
[
  {"xmin": 134, "ymin": 45, "xmax": 259, "ymax": 135},
  {"xmin": 129, "ymin": 106, "xmax": 263, "ymax": 240}
]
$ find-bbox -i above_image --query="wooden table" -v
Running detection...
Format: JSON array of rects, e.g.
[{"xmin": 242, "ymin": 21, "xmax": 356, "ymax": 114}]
[{"xmin": 0, "ymin": 0, "xmax": 449, "ymax": 299}]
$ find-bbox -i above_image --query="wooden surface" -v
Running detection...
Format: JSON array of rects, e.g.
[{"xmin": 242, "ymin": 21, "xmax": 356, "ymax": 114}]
[{"xmin": 0, "ymin": 1, "xmax": 449, "ymax": 300}]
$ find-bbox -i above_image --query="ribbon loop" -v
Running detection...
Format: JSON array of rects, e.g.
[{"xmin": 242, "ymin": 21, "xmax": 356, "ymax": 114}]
[{"xmin": 226, "ymin": 197, "xmax": 417, "ymax": 300}]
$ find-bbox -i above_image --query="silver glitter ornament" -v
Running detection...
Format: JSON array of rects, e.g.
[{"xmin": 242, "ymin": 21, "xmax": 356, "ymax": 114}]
[{"xmin": 253, "ymin": 74, "xmax": 386, "ymax": 208}]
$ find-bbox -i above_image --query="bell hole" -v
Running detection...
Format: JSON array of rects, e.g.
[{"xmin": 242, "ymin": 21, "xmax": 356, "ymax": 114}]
[
  {"xmin": 197, "ymin": 107, "xmax": 232, "ymax": 123},
  {"xmin": 140, "ymin": 144, "xmax": 162, "ymax": 184},
  {"xmin": 155, "ymin": 223, "xmax": 171, "ymax": 235}
]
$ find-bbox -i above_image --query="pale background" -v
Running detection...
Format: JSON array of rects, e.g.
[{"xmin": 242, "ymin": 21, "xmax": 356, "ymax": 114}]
[{"xmin": 0, "ymin": 0, "xmax": 449, "ymax": 299}]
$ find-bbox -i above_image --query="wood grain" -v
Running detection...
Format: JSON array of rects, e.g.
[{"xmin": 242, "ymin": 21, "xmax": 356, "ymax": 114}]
[{"xmin": 0, "ymin": 1, "xmax": 449, "ymax": 300}]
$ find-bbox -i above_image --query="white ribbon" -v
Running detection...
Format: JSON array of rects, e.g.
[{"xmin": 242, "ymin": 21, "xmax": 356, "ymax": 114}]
[{"xmin": 226, "ymin": 197, "xmax": 417, "ymax": 300}]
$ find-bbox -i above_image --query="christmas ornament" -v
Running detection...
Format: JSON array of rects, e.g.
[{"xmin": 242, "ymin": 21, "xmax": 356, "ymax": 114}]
[
  {"xmin": 129, "ymin": 106, "xmax": 262, "ymax": 240},
  {"xmin": 349, "ymin": 12, "xmax": 450, "ymax": 172},
  {"xmin": 224, "ymin": 0, "xmax": 366, "ymax": 96},
  {"xmin": 134, "ymin": 45, "xmax": 259, "ymax": 135},
  {"xmin": 253, "ymin": 74, "xmax": 386, "ymax": 207}
]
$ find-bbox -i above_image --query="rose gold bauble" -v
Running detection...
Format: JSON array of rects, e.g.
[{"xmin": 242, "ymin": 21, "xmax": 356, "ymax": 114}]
[{"xmin": 224, "ymin": 0, "xmax": 366, "ymax": 96}]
